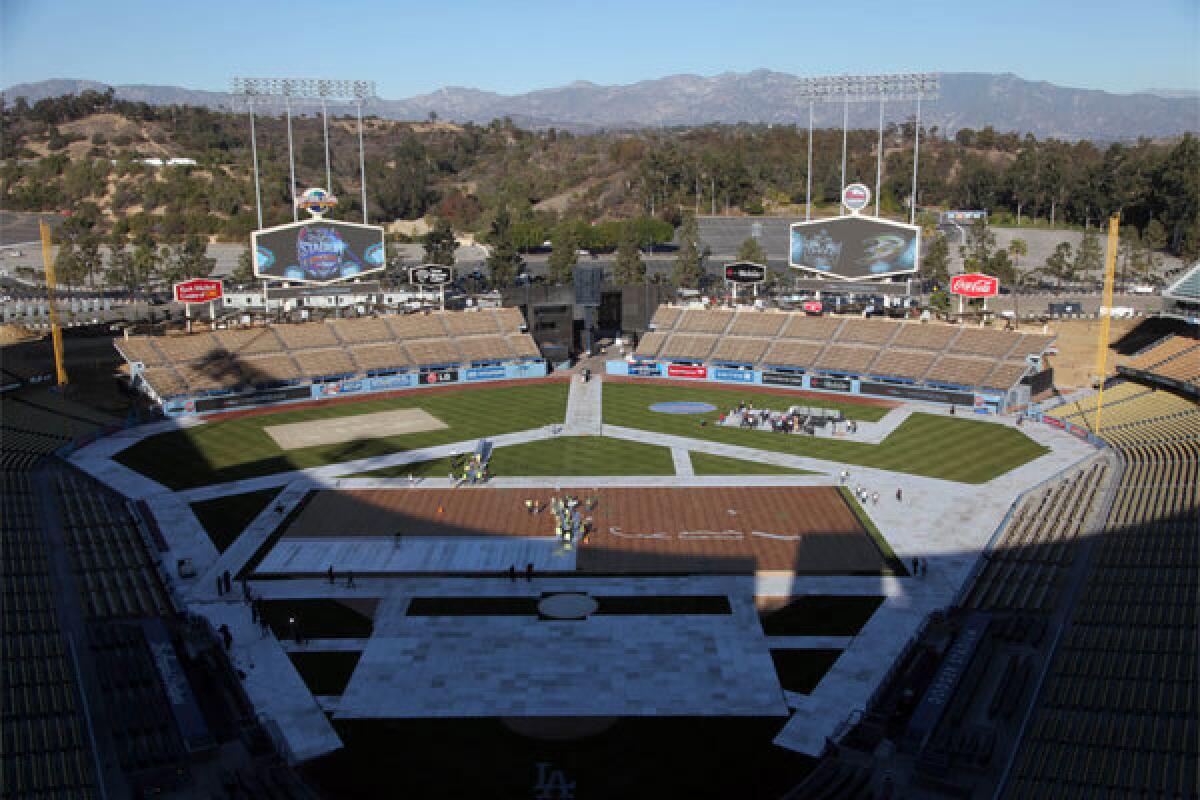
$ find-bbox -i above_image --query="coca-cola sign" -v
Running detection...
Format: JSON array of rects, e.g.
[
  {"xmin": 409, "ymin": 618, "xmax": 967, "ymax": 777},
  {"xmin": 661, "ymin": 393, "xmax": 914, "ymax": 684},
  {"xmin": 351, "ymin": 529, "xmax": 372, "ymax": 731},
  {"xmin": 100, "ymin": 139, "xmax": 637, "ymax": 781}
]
[
  {"xmin": 949, "ymin": 273, "xmax": 999, "ymax": 298},
  {"xmin": 802, "ymin": 301, "xmax": 823, "ymax": 313}
]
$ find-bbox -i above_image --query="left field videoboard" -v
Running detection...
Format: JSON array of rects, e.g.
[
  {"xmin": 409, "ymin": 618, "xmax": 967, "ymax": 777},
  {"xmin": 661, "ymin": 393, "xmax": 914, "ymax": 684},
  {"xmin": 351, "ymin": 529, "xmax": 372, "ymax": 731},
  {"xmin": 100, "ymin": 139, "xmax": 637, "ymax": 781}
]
[{"xmin": 253, "ymin": 219, "xmax": 386, "ymax": 284}]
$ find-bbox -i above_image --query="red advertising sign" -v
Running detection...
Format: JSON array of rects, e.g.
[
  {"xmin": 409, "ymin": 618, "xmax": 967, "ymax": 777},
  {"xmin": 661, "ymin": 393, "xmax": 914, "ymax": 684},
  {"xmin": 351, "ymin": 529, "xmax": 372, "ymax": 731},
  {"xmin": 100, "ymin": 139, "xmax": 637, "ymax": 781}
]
[
  {"xmin": 667, "ymin": 365, "xmax": 707, "ymax": 379},
  {"xmin": 1043, "ymin": 416, "xmax": 1065, "ymax": 429},
  {"xmin": 802, "ymin": 300, "xmax": 823, "ymax": 313},
  {"xmin": 173, "ymin": 278, "xmax": 224, "ymax": 304},
  {"xmin": 949, "ymin": 273, "xmax": 999, "ymax": 298}
]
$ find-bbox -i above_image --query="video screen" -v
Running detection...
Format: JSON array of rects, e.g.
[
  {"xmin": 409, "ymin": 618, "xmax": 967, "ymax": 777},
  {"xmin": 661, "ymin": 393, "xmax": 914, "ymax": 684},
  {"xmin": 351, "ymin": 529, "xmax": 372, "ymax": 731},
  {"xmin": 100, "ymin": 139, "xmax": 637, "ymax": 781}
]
[
  {"xmin": 253, "ymin": 220, "xmax": 386, "ymax": 284},
  {"xmin": 789, "ymin": 216, "xmax": 919, "ymax": 280}
]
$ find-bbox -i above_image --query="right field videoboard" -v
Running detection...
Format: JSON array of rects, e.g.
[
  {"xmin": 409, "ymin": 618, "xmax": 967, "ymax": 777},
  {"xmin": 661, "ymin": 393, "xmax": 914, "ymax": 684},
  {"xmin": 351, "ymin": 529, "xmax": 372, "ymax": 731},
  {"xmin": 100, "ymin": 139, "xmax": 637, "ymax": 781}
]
[{"xmin": 789, "ymin": 216, "xmax": 919, "ymax": 280}]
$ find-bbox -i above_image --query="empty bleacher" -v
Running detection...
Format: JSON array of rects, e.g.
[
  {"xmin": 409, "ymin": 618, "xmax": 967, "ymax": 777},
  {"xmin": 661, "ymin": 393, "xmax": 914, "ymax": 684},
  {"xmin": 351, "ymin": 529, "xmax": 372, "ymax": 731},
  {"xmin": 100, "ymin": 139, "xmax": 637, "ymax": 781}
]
[
  {"xmin": 659, "ymin": 334, "xmax": 719, "ymax": 361},
  {"xmin": 1002, "ymin": 397, "xmax": 1199, "ymax": 800},
  {"xmin": 871, "ymin": 348, "xmax": 937, "ymax": 381},
  {"xmin": 727, "ymin": 311, "xmax": 788, "ymax": 337},
  {"xmin": 329, "ymin": 317, "xmax": 393, "ymax": 344},
  {"xmin": 348, "ymin": 344, "xmax": 411, "ymax": 373},
  {"xmin": 641, "ymin": 306, "xmax": 1053, "ymax": 393},
  {"xmin": 116, "ymin": 309, "xmax": 545, "ymax": 402},
  {"xmin": 816, "ymin": 345, "xmax": 879, "ymax": 374},
  {"xmin": 710, "ymin": 337, "xmax": 772, "ymax": 364},
  {"xmin": 292, "ymin": 349, "xmax": 356, "ymax": 379},
  {"xmin": 456, "ymin": 335, "xmax": 514, "ymax": 363},
  {"xmin": 404, "ymin": 338, "xmax": 463, "ymax": 367},
  {"xmin": 964, "ymin": 460, "xmax": 1108, "ymax": 614}
]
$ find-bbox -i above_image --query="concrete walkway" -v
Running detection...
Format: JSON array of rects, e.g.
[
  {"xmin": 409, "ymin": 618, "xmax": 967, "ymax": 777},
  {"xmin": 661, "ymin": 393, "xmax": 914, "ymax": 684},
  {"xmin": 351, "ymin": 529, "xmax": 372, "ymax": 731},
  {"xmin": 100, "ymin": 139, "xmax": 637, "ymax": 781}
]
[
  {"xmin": 563, "ymin": 374, "xmax": 603, "ymax": 435},
  {"xmin": 671, "ymin": 448, "xmax": 694, "ymax": 476}
]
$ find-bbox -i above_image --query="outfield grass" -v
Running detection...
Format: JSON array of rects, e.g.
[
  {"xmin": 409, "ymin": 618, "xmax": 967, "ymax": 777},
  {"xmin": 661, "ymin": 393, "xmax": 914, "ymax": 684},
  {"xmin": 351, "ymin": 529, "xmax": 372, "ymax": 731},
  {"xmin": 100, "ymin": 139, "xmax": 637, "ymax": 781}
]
[
  {"xmin": 190, "ymin": 487, "xmax": 281, "ymax": 552},
  {"xmin": 609, "ymin": 383, "xmax": 891, "ymax": 423},
  {"xmin": 688, "ymin": 451, "xmax": 815, "ymax": 476},
  {"xmin": 117, "ymin": 383, "xmax": 569, "ymax": 489},
  {"xmin": 356, "ymin": 435, "xmax": 676, "ymax": 478},
  {"xmin": 604, "ymin": 384, "xmax": 1047, "ymax": 484}
]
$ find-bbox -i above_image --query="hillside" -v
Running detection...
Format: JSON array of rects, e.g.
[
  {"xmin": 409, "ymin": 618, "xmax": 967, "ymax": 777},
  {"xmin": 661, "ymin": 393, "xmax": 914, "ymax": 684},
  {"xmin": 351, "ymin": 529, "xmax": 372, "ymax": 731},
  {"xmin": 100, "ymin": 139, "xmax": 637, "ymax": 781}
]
[{"xmin": 5, "ymin": 71, "xmax": 1199, "ymax": 141}]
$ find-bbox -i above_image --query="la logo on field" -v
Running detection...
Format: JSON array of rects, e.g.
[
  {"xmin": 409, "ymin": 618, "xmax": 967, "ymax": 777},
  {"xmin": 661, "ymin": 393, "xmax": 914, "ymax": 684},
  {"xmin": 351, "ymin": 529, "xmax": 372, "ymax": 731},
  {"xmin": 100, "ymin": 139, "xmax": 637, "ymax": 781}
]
[{"xmin": 533, "ymin": 762, "xmax": 576, "ymax": 799}]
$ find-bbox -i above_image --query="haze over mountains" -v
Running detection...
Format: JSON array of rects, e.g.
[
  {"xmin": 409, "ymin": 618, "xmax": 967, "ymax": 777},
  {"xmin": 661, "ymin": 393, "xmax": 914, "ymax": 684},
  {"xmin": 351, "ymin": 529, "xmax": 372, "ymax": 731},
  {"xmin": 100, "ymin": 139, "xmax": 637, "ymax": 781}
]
[{"xmin": 4, "ymin": 71, "xmax": 1198, "ymax": 141}]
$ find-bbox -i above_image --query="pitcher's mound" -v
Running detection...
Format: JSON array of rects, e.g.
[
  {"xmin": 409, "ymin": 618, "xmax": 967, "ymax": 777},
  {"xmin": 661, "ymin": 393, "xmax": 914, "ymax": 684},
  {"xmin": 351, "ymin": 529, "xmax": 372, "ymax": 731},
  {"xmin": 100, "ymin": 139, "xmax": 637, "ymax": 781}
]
[{"xmin": 265, "ymin": 408, "xmax": 447, "ymax": 450}]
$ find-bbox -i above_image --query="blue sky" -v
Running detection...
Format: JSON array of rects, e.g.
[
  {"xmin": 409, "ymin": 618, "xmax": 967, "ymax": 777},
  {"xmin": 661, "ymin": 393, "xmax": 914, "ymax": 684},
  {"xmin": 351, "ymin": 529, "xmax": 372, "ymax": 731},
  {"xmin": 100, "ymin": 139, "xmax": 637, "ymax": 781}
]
[{"xmin": 3, "ymin": 0, "xmax": 1197, "ymax": 96}]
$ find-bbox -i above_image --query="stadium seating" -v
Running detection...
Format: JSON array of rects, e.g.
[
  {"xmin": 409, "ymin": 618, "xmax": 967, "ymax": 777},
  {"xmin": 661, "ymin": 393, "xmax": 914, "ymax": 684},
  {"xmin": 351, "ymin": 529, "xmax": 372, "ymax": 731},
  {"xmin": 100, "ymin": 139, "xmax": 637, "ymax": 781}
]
[
  {"xmin": 1, "ymin": 468, "xmax": 99, "ymax": 798},
  {"xmin": 677, "ymin": 309, "xmax": 734, "ymax": 333},
  {"xmin": 404, "ymin": 338, "xmax": 463, "ymax": 367},
  {"xmin": 815, "ymin": 345, "xmax": 879, "ymax": 374},
  {"xmin": 634, "ymin": 331, "xmax": 668, "ymax": 358},
  {"xmin": 440, "ymin": 310, "xmax": 502, "ymax": 336},
  {"xmin": 727, "ymin": 311, "xmax": 788, "ymax": 337},
  {"xmin": 1004, "ymin": 400, "xmax": 1199, "ymax": 799},
  {"xmin": 292, "ymin": 349, "xmax": 356, "ymax": 379},
  {"xmin": 116, "ymin": 309, "xmax": 546, "ymax": 402},
  {"xmin": 506, "ymin": 334, "xmax": 542, "ymax": 359},
  {"xmin": 659, "ymin": 334, "xmax": 718, "ymax": 361},
  {"xmin": 964, "ymin": 460, "xmax": 1107, "ymax": 613},
  {"xmin": 643, "ymin": 306, "xmax": 1053, "ymax": 392},
  {"xmin": 833, "ymin": 318, "xmax": 900, "ymax": 345},
  {"xmin": 710, "ymin": 337, "xmax": 771, "ymax": 364},
  {"xmin": 870, "ymin": 348, "xmax": 937, "ymax": 381},
  {"xmin": 329, "ymin": 317, "xmax": 393, "ymax": 344},
  {"xmin": 456, "ymin": 335, "xmax": 514, "ymax": 363},
  {"xmin": 211, "ymin": 327, "xmax": 284, "ymax": 357},
  {"xmin": 348, "ymin": 344, "xmax": 412, "ymax": 373},
  {"xmin": 763, "ymin": 340, "xmax": 824, "ymax": 369},
  {"xmin": 1126, "ymin": 335, "xmax": 1200, "ymax": 386},
  {"xmin": 780, "ymin": 314, "xmax": 844, "ymax": 341}
]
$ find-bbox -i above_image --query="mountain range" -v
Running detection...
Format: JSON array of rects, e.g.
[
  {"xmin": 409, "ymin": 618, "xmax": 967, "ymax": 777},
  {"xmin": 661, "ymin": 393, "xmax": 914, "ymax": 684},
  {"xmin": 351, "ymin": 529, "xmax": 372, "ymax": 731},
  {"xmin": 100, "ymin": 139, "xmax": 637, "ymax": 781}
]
[{"xmin": 5, "ymin": 71, "xmax": 1199, "ymax": 141}]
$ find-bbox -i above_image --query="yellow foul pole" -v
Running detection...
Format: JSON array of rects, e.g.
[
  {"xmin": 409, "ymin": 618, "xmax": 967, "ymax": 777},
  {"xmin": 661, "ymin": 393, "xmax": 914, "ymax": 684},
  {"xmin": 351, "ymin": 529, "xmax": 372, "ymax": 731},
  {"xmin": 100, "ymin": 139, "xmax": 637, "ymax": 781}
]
[
  {"xmin": 39, "ymin": 221, "xmax": 69, "ymax": 387},
  {"xmin": 1093, "ymin": 213, "xmax": 1119, "ymax": 435}
]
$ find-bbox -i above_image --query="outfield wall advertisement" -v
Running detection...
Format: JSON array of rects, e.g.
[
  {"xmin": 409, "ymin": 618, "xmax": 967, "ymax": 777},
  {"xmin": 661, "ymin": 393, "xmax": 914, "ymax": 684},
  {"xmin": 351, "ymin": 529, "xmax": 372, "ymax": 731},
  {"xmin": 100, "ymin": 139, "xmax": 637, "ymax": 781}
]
[
  {"xmin": 789, "ymin": 216, "xmax": 919, "ymax": 280},
  {"xmin": 606, "ymin": 361, "xmax": 1004, "ymax": 412},
  {"xmin": 162, "ymin": 361, "xmax": 547, "ymax": 416}
]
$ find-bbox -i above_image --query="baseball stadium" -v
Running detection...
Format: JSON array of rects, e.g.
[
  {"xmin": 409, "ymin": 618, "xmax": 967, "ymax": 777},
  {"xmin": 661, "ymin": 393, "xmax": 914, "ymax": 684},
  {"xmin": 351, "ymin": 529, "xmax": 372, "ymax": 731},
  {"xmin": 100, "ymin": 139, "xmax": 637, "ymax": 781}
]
[{"xmin": 2, "ymin": 52, "xmax": 1198, "ymax": 800}]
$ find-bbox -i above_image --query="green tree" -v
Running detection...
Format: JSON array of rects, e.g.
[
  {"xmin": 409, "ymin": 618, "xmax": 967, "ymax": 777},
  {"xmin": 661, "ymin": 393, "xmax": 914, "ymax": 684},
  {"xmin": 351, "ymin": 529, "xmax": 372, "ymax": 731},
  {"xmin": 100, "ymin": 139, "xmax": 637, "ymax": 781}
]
[
  {"xmin": 1074, "ymin": 231, "xmax": 1103, "ymax": 284},
  {"xmin": 53, "ymin": 240, "xmax": 85, "ymax": 292},
  {"xmin": 959, "ymin": 217, "xmax": 996, "ymax": 272},
  {"xmin": 672, "ymin": 214, "xmax": 706, "ymax": 288},
  {"xmin": 922, "ymin": 233, "xmax": 951, "ymax": 286},
  {"xmin": 736, "ymin": 236, "xmax": 767, "ymax": 264},
  {"xmin": 613, "ymin": 226, "xmax": 645, "ymax": 285},
  {"xmin": 231, "ymin": 245, "xmax": 256, "ymax": 284},
  {"xmin": 484, "ymin": 208, "xmax": 523, "ymax": 287},
  {"xmin": 1009, "ymin": 237, "xmax": 1028, "ymax": 276},
  {"xmin": 421, "ymin": 218, "xmax": 457, "ymax": 266},
  {"xmin": 132, "ymin": 242, "xmax": 158, "ymax": 288},
  {"xmin": 1042, "ymin": 241, "xmax": 1075, "ymax": 289},
  {"xmin": 547, "ymin": 221, "xmax": 579, "ymax": 285}
]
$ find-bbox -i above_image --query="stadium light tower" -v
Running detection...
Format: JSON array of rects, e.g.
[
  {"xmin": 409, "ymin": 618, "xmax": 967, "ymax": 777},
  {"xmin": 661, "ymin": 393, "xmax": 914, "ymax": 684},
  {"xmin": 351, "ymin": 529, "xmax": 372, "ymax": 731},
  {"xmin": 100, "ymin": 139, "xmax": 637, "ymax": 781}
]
[
  {"xmin": 231, "ymin": 78, "xmax": 378, "ymax": 225},
  {"xmin": 797, "ymin": 73, "xmax": 939, "ymax": 221}
]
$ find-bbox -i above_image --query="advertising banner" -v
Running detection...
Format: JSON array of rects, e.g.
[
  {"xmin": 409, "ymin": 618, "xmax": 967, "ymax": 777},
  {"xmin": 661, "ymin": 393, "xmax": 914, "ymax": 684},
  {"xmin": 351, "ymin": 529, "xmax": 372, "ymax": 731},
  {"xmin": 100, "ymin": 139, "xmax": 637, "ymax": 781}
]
[
  {"xmin": 193, "ymin": 386, "xmax": 311, "ymax": 413},
  {"xmin": 628, "ymin": 363, "xmax": 662, "ymax": 377},
  {"xmin": 713, "ymin": 368, "xmax": 755, "ymax": 383},
  {"xmin": 802, "ymin": 301, "xmax": 823, "ymax": 314},
  {"xmin": 369, "ymin": 373, "xmax": 416, "ymax": 390},
  {"xmin": 421, "ymin": 369, "xmax": 459, "ymax": 384},
  {"xmin": 761, "ymin": 370, "xmax": 806, "ymax": 387},
  {"xmin": 789, "ymin": 216, "xmax": 919, "ymax": 280},
  {"xmin": 810, "ymin": 376, "xmax": 853, "ymax": 392},
  {"xmin": 667, "ymin": 364, "xmax": 707, "ymax": 379},
  {"xmin": 724, "ymin": 262, "xmax": 767, "ymax": 284},
  {"xmin": 859, "ymin": 382, "xmax": 975, "ymax": 406},
  {"xmin": 173, "ymin": 279, "xmax": 224, "ymax": 304},
  {"xmin": 253, "ymin": 219, "xmax": 386, "ymax": 284},
  {"xmin": 949, "ymin": 273, "xmax": 999, "ymax": 298},
  {"xmin": 1043, "ymin": 416, "xmax": 1065, "ymax": 429},
  {"xmin": 466, "ymin": 366, "xmax": 507, "ymax": 381},
  {"xmin": 408, "ymin": 265, "xmax": 454, "ymax": 286},
  {"xmin": 319, "ymin": 380, "xmax": 364, "ymax": 397}
]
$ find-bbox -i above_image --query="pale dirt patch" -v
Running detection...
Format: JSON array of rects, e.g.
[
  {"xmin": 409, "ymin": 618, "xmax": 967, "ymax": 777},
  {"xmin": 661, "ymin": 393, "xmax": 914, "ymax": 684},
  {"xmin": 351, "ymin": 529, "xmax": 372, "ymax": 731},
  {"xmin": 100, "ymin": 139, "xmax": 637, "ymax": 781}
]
[{"xmin": 264, "ymin": 408, "xmax": 447, "ymax": 450}]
